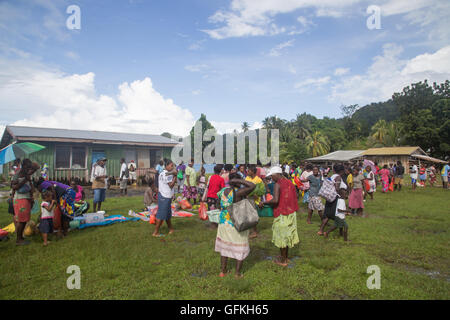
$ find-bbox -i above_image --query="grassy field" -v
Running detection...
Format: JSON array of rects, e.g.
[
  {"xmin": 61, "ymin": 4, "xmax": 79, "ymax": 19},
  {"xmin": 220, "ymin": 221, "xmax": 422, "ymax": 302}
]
[{"xmin": 0, "ymin": 184, "xmax": 449, "ymax": 300}]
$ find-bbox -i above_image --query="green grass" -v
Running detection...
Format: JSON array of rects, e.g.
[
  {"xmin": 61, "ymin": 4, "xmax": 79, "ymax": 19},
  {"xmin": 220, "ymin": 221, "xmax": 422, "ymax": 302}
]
[{"xmin": 0, "ymin": 185, "xmax": 449, "ymax": 300}]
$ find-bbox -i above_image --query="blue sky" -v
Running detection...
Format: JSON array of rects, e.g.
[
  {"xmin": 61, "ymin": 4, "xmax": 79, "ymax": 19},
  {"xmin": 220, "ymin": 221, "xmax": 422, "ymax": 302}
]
[{"xmin": 0, "ymin": 0, "xmax": 449, "ymax": 136}]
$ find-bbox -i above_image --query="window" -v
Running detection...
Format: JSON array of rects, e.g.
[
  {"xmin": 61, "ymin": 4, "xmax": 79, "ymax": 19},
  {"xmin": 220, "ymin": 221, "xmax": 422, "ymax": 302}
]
[
  {"xmin": 71, "ymin": 147, "xmax": 86, "ymax": 169},
  {"xmin": 55, "ymin": 146, "xmax": 71, "ymax": 168},
  {"xmin": 55, "ymin": 145, "xmax": 87, "ymax": 169}
]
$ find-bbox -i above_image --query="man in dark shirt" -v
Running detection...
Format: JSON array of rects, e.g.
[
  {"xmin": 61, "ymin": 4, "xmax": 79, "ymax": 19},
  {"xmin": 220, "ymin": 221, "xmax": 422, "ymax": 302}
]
[{"xmin": 394, "ymin": 161, "xmax": 405, "ymax": 191}]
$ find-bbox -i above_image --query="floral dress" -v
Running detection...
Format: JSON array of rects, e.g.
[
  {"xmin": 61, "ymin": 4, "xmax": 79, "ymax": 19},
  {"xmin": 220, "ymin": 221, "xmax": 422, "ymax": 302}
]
[{"xmin": 214, "ymin": 187, "xmax": 250, "ymax": 261}]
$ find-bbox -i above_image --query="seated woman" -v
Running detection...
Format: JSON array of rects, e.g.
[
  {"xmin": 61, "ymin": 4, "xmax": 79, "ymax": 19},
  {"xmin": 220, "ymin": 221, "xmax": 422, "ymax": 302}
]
[
  {"xmin": 70, "ymin": 179, "xmax": 90, "ymax": 215},
  {"xmin": 37, "ymin": 179, "xmax": 76, "ymax": 237}
]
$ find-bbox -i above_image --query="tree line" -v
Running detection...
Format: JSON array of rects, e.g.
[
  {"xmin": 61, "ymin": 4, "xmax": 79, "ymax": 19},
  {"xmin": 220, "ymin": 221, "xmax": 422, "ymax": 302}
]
[{"xmin": 162, "ymin": 80, "xmax": 449, "ymax": 164}]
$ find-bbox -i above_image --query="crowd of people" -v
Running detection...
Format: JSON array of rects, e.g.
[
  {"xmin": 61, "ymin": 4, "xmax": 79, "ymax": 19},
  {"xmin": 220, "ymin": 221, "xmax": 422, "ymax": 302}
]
[{"xmin": 5, "ymin": 156, "xmax": 450, "ymax": 278}]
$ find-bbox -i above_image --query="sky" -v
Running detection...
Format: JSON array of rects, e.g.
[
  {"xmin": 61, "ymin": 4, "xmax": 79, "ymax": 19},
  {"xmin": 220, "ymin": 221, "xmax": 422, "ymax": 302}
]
[{"xmin": 0, "ymin": 0, "xmax": 449, "ymax": 137}]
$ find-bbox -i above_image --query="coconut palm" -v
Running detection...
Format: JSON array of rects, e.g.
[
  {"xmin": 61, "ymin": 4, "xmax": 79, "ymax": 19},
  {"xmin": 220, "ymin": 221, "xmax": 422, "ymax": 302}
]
[
  {"xmin": 371, "ymin": 119, "xmax": 389, "ymax": 144},
  {"xmin": 241, "ymin": 122, "xmax": 250, "ymax": 132},
  {"xmin": 305, "ymin": 131, "xmax": 330, "ymax": 157}
]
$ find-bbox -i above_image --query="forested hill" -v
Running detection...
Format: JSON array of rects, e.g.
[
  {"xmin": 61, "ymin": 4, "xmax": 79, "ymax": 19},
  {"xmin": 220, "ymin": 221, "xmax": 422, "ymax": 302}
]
[{"xmin": 352, "ymin": 100, "xmax": 400, "ymax": 135}]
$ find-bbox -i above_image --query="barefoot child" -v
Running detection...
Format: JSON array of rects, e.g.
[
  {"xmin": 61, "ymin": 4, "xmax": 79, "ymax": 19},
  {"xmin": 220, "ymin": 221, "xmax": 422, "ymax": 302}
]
[
  {"xmin": 39, "ymin": 190, "xmax": 57, "ymax": 246},
  {"xmin": 324, "ymin": 188, "xmax": 352, "ymax": 241}
]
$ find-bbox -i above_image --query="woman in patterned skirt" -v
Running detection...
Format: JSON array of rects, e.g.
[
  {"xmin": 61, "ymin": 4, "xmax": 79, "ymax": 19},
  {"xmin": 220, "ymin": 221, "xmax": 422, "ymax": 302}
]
[{"xmin": 215, "ymin": 173, "xmax": 255, "ymax": 278}]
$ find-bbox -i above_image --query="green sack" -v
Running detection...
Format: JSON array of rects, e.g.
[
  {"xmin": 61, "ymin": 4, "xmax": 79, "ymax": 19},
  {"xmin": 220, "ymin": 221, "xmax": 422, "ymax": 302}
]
[
  {"xmin": 257, "ymin": 205, "xmax": 273, "ymax": 217},
  {"xmin": 177, "ymin": 170, "xmax": 184, "ymax": 179}
]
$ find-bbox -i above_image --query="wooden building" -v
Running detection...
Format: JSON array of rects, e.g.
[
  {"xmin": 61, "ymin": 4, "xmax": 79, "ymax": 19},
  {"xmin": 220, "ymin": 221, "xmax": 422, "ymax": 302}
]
[
  {"xmin": 1, "ymin": 126, "xmax": 178, "ymax": 182},
  {"xmin": 362, "ymin": 147, "xmax": 427, "ymax": 173}
]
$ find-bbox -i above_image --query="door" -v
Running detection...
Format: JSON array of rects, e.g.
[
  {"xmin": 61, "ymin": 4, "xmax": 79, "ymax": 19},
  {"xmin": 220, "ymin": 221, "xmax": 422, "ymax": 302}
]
[{"xmin": 137, "ymin": 149, "xmax": 150, "ymax": 168}]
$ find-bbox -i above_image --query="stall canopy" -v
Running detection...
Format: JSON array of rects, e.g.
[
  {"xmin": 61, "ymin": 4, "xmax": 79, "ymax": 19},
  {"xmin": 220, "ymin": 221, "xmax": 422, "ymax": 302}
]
[
  {"xmin": 306, "ymin": 150, "xmax": 365, "ymax": 162},
  {"xmin": 411, "ymin": 154, "xmax": 448, "ymax": 164}
]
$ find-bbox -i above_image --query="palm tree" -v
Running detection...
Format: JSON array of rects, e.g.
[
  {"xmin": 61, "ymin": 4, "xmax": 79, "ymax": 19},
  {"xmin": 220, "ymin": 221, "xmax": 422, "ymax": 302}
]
[
  {"xmin": 305, "ymin": 131, "xmax": 330, "ymax": 157},
  {"xmin": 241, "ymin": 122, "xmax": 250, "ymax": 132},
  {"xmin": 371, "ymin": 119, "xmax": 389, "ymax": 144}
]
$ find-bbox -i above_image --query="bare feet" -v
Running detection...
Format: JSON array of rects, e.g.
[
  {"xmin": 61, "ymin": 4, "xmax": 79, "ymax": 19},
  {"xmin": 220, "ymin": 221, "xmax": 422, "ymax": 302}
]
[
  {"xmin": 324, "ymin": 232, "xmax": 328, "ymax": 238},
  {"xmin": 249, "ymin": 232, "xmax": 258, "ymax": 239},
  {"xmin": 235, "ymin": 273, "xmax": 244, "ymax": 279},
  {"xmin": 168, "ymin": 229, "xmax": 175, "ymax": 235},
  {"xmin": 273, "ymin": 259, "xmax": 288, "ymax": 267},
  {"xmin": 307, "ymin": 220, "xmax": 312, "ymax": 224}
]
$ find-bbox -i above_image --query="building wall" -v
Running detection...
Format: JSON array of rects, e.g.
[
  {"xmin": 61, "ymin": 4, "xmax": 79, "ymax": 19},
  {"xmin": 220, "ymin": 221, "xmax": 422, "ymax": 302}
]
[
  {"xmin": 2, "ymin": 140, "xmax": 172, "ymax": 183},
  {"xmin": 363, "ymin": 155, "xmax": 410, "ymax": 173}
]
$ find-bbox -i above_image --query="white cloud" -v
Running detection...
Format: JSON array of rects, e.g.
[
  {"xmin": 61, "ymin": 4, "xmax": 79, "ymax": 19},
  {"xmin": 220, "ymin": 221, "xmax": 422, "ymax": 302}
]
[
  {"xmin": 210, "ymin": 121, "xmax": 263, "ymax": 134},
  {"xmin": 330, "ymin": 44, "xmax": 450, "ymax": 105},
  {"xmin": 188, "ymin": 39, "xmax": 206, "ymax": 51},
  {"xmin": 268, "ymin": 39, "xmax": 294, "ymax": 57},
  {"xmin": 202, "ymin": 0, "xmax": 360, "ymax": 39},
  {"xmin": 0, "ymin": 56, "xmax": 195, "ymax": 137},
  {"xmin": 202, "ymin": 0, "xmax": 449, "ymax": 44},
  {"xmin": 191, "ymin": 89, "xmax": 202, "ymax": 95},
  {"xmin": 65, "ymin": 51, "xmax": 80, "ymax": 60},
  {"xmin": 288, "ymin": 64, "xmax": 297, "ymax": 74},
  {"xmin": 334, "ymin": 67, "xmax": 350, "ymax": 76},
  {"xmin": 295, "ymin": 76, "xmax": 331, "ymax": 91},
  {"xmin": 184, "ymin": 64, "xmax": 209, "ymax": 72}
]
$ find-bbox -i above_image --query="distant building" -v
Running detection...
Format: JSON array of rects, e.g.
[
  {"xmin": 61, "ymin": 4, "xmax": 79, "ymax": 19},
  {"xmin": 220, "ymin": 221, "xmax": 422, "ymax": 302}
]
[
  {"xmin": 1, "ymin": 126, "xmax": 178, "ymax": 182},
  {"xmin": 306, "ymin": 150, "xmax": 365, "ymax": 165},
  {"xmin": 362, "ymin": 146, "xmax": 445, "ymax": 173}
]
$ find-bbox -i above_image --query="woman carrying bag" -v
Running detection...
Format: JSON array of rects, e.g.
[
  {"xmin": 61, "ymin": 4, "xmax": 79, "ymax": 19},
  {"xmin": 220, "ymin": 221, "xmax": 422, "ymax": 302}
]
[{"xmin": 214, "ymin": 173, "xmax": 255, "ymax": 279}]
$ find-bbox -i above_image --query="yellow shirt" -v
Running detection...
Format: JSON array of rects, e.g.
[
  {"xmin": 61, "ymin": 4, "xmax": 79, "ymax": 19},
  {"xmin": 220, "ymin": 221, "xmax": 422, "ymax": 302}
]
[
  {"xmin": 347, "ymin": 174, "xmax": 353, "ymax": 185},
  {"xmin": 245, "ymin": 175, "xmax": 263, "ymax": 184}
]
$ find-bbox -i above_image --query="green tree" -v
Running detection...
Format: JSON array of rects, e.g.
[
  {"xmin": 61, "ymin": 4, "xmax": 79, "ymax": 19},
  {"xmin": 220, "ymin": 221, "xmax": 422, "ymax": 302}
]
[{"xmin": 305, "ymin": 131, "xmax": 330, "ymax": 157}]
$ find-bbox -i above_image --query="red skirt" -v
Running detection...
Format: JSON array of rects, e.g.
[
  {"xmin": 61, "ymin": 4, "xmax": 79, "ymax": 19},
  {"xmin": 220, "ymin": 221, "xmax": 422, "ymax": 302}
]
[
  {"xmin": 13, "ymin": 198, "xmax": 32, "ymax": 223},
  {"xmin": 349, "ymin": 188, "xmax": 364, "ymax": 209}
]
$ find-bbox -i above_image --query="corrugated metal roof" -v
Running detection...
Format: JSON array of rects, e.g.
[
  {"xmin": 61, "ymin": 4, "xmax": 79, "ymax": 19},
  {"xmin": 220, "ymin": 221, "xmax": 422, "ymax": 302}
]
[
  {"xmin": 307, "ymin": 150, "xmax": 365, "ymax": 162},
  {"xmin": 363, "ymin": 146, "xmax": 424, "ymax": 156},
  {"xmin": 5, "ymin": 125, "xmax": 179, "ymax": 145},
  {"xmin": 411, "ymin": 154, "xmax": 447, "ymax": 164}
]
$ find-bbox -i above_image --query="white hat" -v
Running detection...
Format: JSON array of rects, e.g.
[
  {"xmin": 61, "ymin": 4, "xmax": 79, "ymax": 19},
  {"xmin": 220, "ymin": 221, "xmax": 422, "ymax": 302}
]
[{"xmin": 266, "ymin": 166, "xmax": 283, "ymax": 176}]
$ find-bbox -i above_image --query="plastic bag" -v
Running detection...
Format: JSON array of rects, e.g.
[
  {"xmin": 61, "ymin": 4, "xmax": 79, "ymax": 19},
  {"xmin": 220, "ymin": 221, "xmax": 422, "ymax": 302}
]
[
  {"xmin": 388, "ymin": 180, "xmax": 394, "ymax": 192},
  {"xmin": 149, "ymin": 214, "xmax": 156, "ymax": 224},
  {"xmin": 198, "ymin": 202, "xmax": 208, "ymax": 221}
]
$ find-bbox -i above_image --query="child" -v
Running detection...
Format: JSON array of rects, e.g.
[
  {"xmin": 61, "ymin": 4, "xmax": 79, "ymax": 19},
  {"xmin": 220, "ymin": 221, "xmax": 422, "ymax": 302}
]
[
  {"xmin": 324, "ymin": 188, "xmax": 352, "ymax": 241},
  {"xmin": 197, "ymin": 166, "xmax": 206, "ymax": 201},
  {"xmin": 144, "ymin": 175, "xmax": 158, "ymax": 210},
  {"xmin": 39, "ymin": 190, "xmax": 57, "ymax": 246}
]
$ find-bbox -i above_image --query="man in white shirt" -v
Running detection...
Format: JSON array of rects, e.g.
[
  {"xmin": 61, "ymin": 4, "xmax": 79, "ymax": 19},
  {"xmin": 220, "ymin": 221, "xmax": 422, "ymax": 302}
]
[
  {"xmin": 119, "ymin": 158, "xmax": 129, "ymax": 196},
  {"xmin": 410, "ymin": 164, "xmax": 418, "ymax": 190},
  {"xmin": 284, "ymin": 163, "xmax": 290, "ymax": 175}
]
